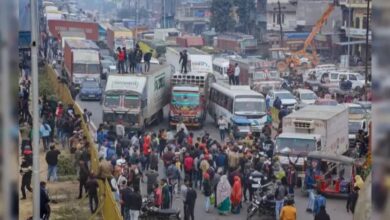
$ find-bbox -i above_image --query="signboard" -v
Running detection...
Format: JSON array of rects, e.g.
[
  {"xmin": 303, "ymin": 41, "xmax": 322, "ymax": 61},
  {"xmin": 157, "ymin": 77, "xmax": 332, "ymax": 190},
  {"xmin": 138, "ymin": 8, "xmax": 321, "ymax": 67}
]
[
  {"xmin": 346, "ymin": 28, "xmax": 372, "ymax": 40},
  {"xmin": 189, "ymin": 54, "xmax": 213, "ymax": 73},
  {"xmin": 19, "ymin": 0, "xmax": 31, "ymax": 48}
]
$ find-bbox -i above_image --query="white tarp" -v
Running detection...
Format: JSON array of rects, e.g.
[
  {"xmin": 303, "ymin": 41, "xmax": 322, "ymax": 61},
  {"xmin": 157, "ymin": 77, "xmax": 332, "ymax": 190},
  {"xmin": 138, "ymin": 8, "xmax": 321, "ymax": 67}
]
[
  {"xmin": 105, "ymin": 75, "xmax": 147, "ymax": 95},
  {"xmin": 189, "ymin": 54, "xmax": 213, "ymax": 73}
]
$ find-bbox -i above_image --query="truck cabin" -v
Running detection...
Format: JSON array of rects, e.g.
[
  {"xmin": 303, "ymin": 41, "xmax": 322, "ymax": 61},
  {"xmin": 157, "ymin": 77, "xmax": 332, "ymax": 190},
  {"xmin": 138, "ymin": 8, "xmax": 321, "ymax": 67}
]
[
  {"xmin": 103, "ymin": 91, "xmax": 141, "ymax": 125},
  {"xmin": 171, "ymin": 86, "xmax": 201, "ymax": 110},
  {"xmin": 306, "ymin": 151, "xmax": 355, "ymax": 195}
]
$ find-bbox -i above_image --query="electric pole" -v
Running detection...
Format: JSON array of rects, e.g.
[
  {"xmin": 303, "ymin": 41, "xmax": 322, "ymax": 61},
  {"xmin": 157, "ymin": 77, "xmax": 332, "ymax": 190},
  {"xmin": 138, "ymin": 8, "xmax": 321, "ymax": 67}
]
[
  {"xmin": 278, "ymin": 0, "xmax": 284, "ymax": 47},
  {"xmin": 365, "ymin": 0, "xmax": 370, "ymax": 101}
]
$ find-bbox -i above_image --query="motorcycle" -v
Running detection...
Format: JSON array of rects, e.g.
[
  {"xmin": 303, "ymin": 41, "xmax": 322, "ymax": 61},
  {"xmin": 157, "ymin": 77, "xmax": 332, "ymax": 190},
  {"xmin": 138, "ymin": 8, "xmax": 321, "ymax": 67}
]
[{"xmin": 139, "ymin": 197, "xmax": 181, "ymax": 220}]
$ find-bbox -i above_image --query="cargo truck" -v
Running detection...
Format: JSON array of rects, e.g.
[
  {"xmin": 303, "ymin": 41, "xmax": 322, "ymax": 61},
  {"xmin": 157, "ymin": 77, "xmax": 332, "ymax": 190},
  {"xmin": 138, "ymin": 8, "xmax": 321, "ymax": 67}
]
[
  {"xmin": 102, "ymin": 64, "xmax": 172, "ymax": 132},
  {"xmin": 106, "ymin": 26, "xmax": 134, "ymax": 52},
  {"xmin": 165, "ymin": 47, "xmax": 213, "ymax": 74},
  {"xmin": 275, "ymin": 105, "xmax": 349, "ymax": 187},
  {"xmin": 169, "ymin": 72, "xmax": 215, "ymax": 128},
  {"xmin": 63, "ymin": 39, "xmax": 101, "ymax": 87}
]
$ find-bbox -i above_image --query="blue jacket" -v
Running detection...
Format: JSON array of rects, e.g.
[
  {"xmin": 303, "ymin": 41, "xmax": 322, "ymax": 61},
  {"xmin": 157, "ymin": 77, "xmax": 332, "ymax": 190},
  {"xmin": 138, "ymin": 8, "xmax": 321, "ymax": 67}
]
[
  {"xmin": 215, "ymin": 153, "xmax": 227, "ymax": 168},
  {"xmin": 39, "ymin": 124, "xmax": 51, "ymax": 137},
  {"xmin": 305, "ymin": 173, "xmax": 316, "ymax": 190}
]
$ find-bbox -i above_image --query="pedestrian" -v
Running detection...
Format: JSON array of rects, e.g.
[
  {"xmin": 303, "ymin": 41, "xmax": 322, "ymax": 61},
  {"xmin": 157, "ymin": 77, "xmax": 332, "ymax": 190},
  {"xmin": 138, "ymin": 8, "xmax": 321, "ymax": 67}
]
[
  {"xmin": 86, "ymin": 173, "xmax": 99, "ymax": 213},
  {"xmin": 217, "ymin": 175, "xmax": 231, "ymax": 215},
  {"xmin": 20, "ymin": 154, "xmax": 33, "ymax": 200},
  {"xmin": 217, "ymin": 116, "xmax": 228, "ymax": 142},
  {"xmin": 153, "ymin": 183, "xmax": 162, "ymax": 208},
  {"xmin": 129, "ymin": 188, "xmax": 142, "ymax": 220},
  {"xmin": 305, "ymin": 169, "xmax": 317, "ymax": 213},
  {"xmin": 40, "ymin": 121, "xmax": 52, "ymax": 151},
  {"xmin": 78, "ymin": 160, "xmax": 90, "ymax": 199},
  {"xmin": 280, "ymin": 197, "xmax": 296, "ymax": 220},
  {"xmin": 185, "ymin": 181, "xmax": 197, "ymax": 220},
  {"xmin": 314, "ymin": 205, "xmax": 330, "ymax": 220},
  {"xmin": 203, "ymin": 172, "xmax": 212, "ymax": 212},
  {"xmin": 40, "ymin": 181, "xmax": 51, "ymax": 220},
  {"xmin": 123, "ymin": 47, "xmax": 128, "ymax": 73},
  {"xmin": 97, "ymin": 156, "xmax": 114, "ymax": 191},
  {"xmin": 144, "ymin": 49, "xmax": 153, "ymax": 72},
  {"xmin": 149, "ymin": 149, "xmax": 159, "ymax": 171},
  {"xmin": 184, "ymin": 153, "xmax": 194, "ymax": 182},
  {"xmin": 230, "ymin": 176, "xmax": 242, "ymax": 214},
  {"xmin": 313, "ymin": 191, "xmax": 326, "ymax": 216},
  {"xmin": 145, "ymin": 169, "xmax": 159, "ymax": 195},
  {"xmin": 179, "ymin": 50, "xmax": 188, "ymax": 73},
  {"xmin": 129, "ymin": 49, "xmax": 136, "ymax": 73},
  {"xmin": 227, "ymin": 64, "xmax": 235, "ymax": 85},
  {"xmin": 45, "ymin": 144, "xmax": 61, "ymax": 182},
  {"xmin": 181, "ymin": 180, "xmax": 189, "ymax": 219},
  {"xmin": 354, "ymin": 175, "xmax": 364, "ymax": 190},
  {"xmin": 273, "ymin": 96, "xmax": 282, "ymax": 110},
  {"xmin": 121, "ymin": 181, "xmax": 134, "ymax": 220},
  {"xmin": 275, "ymin": 179, "xmax": 288, "ymax": 220},
  {"xmin": 234, "ymin": 63, "xmax": 240, "ymax": 85},
  {"xmin": 212, "ymin": 168, "xmax": 222, "ymax": 208},
  {"xmin": 346, "ymin": 186, "xmax": 360, "ymax": 214},
  {"xmin": 83, "ymin": 108, "xmax": 91, "ymax": 124},
  {"xmin": 161, "ymin": 178, "xmax": 171, "ymax": 209},
  {"xmin": 286, "ymin": 165, "xmax": 296, "ymax": 195},
  {"xmin": 135, "ymin": 46, "xmax": 143, "ymax": 73},
  {"xmin": 116, "ymin": 121, "xmax": 125, "ymax": 139}
]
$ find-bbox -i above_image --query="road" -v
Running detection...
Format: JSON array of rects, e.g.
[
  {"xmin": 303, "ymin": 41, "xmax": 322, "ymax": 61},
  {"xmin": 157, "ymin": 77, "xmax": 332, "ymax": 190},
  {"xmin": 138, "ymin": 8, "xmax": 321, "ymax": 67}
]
[{"xmin": 53, "ymin": 67, "xmax": 352, "ymax": 220}]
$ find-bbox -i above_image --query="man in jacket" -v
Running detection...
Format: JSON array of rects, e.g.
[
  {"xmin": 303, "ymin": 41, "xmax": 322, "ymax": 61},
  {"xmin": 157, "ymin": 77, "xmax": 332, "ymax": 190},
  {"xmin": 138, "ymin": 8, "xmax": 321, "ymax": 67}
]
[
  {"xmin": 274, "ymin": 180, "xmax": 287, "ymax": 220},
  {"xmin": 78, "ymin": 160, "xmax": 90, "ymax": 199},
  {"xmin": 45, "ymin": 145, "xmax": 61, "ymax": 182},
  {"xmin": 346, "ymin": 186, "xmax": 359, "ymax": 214},
  {"xmin": 314, "ymin": 205, "xmax": 330, "ymax": 220},
  {"xmin": 185, "ymin": 181, "xmax": 197, "ymax": 220},
  {"xmin": 227, "ymin": 64, "xmax": 235, "ymax": 85},
  {"xmin": 40, "ymin": 181, "xmax": 51, "ymax": 220},
  {"xmin": 86, "ymin": 173, "xmax": 99, "ymax": 213},
  {"xmin": 40, "ymin": 121, "xmax": 52, "ymax": 151},
  {"xmin": 144, "ymin": 49, "xmax": 153, "ymax": 72},
  {"xmin": 20, "ymin": 154, "xmax": 33, "ymax": 199},
  {"xmin": 313, "ymin": 191, "xmax": 326, "ymax": 216},
  {"xmin": 179, "ymin": 50, "xmax": 188, "ymax": 73}
]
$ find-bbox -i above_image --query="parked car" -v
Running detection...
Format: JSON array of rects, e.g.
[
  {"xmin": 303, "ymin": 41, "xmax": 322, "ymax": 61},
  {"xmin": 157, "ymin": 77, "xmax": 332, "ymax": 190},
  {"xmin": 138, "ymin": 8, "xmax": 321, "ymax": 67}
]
[
  {"xmin": 314, "ymin": 98, "xmax": 338, "ymax": 106},
  {"xmin": 79, "ymin": 78, "xmax": 103, "ymax": 101},
  {"xmin": 294, "ymin": 88, "xmax": 317, "ymax": 109},
  {"xmin": 268, "ymin": 89, "xmax": 297, "ymax": 110},
  {"xmin": 327, "ymin": 71, "xmax": 367, "ymax": 91}
]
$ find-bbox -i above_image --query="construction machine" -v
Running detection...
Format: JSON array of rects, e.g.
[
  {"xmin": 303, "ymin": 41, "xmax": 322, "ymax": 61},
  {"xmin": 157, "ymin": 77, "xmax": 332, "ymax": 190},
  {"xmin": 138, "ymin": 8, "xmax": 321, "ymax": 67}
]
[{"xmin": 272, "ymin": 0, "xmax": 338, "ymax": 73}]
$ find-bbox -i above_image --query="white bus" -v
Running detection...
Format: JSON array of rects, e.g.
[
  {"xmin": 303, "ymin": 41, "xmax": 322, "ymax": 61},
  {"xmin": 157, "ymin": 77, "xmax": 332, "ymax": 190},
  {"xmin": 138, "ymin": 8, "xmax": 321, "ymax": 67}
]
[
  {"xmin": 212, "ymin": 57, "xmax": 229, "ymax": 80},
  {"xmin": 208, "ymin": 83, "xmax": 267, "ymax": 133}
]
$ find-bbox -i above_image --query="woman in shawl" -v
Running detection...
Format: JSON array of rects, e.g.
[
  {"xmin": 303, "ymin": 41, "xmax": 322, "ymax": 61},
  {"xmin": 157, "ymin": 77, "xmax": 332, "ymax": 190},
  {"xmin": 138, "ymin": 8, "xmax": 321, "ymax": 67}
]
[
  {"xmin": 216, "ymin": 175, "xmax": 231, "ymax": 215},
  {"xmin": 230, "ymin": 176, "xmax": 242, "ymax": 214},
  {"xmin": 354, "ymin": 175, "xmax": 364, "ymax": 190}
]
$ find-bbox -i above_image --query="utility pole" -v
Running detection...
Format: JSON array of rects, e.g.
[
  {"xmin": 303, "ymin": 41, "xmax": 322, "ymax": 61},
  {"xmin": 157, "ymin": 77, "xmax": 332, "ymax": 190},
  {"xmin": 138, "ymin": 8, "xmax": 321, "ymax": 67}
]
[
  {"xmin": 163, "ymin": 0, "xmax": 166, "ymax": 28},
  {"xmin": 347, "ymin": 0, "xmax": 351, "ymax": 67},
  {"xmin": 365, "ymin": 0, "xmax": 370, "ymax": 101},
  {"xmin": 31, "ymin": 0, "xmax": 41, "ymax": 219},
  {"xmin": 135, "ymin": 0, "xmax": 139, "ymax": 44},
  {"xmin": 278, "ymin": 0, "xmax": 284, "ymax": 47}
]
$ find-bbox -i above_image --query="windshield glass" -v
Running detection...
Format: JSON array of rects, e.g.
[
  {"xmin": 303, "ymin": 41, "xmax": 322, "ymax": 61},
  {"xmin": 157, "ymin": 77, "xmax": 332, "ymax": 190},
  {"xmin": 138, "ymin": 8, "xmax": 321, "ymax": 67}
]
[
  {"xmin": 172, "ymin": 93, "xmax": 200, "ymax": 107},
  {"xmin": 82, "ymin": 81, "xmax": 99, "ymax": 88},
  {"xmin": 349, "ymin": 107, "xmax": 366, "ymax": 115},
  {"xmin": 234, "ymin": 99, "xmax": 266, "ymax": 114},
  {"xmin": 349, "ymin": 121, "xmax": 363, "ymax": 134},
  {"xmin": 104, "ymin": 95, "xmax": 120, "ymax": 107},
  {"xmin": 253, "ymin": 72, "xmax": 266, "ymax": 80},
  {"xmin": 276, "ymin": 137, "xmax": 316, "ymax": 153},
  {"xmin": 124, "ymin": 95, "xmax": 139, "ymax": 109},
  {"xmin": 88, "ymin": 64, "xmax": 100, "ymax": 74},
  {"xmin": 301, "ymin": 92, "xmax": 317, "ymax": 100},
  {"xmin": 73, "ymin": 63, "xmax": 86, "ymax": 73},
  {"xmin": 269, "ymin": 71, "xmax": 280, "ymax": 79},
  {"xmin": 276, "ymin": 92, "xmax": 295, "ymax": 99}
]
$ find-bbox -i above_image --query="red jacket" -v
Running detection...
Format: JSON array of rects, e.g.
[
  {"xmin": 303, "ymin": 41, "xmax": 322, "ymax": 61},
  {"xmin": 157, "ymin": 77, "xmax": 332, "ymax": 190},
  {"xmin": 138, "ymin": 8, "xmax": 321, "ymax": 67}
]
[
  {"xmin": 143, "ymin": 135, "xmax": 151, "ymax": 156},
  {"xmin": 118, "ymin": 51, "xmax": 125, "ymax": 61},
  {"xmin": 184, "ymin": 156, "xmax": 194, "ymax": 172}
]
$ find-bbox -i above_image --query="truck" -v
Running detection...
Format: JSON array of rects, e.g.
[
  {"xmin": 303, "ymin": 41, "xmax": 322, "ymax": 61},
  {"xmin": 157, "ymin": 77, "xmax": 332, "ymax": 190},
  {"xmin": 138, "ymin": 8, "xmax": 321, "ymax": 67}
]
[
  {"xmin": 169, "ymin": 72, "xmax": 215, "ymax": 128},
  {"xmin": 165, "ymin": 47, "xmax": 213, "ymax": 74},
  {"xmin": 102, "ymin": 64, "xmax": 172, "ymax": 132},
  {"xmin": 275, "ymin": 105, "xmax": 349, "ymax": 186},
  {"xmin": 106, "ymin": 26, "xmax": 134, "ymax": 52},
  {"xmin": 229, "ymin": 57, "xmax": 275, "ymax": 86},
  {"xmin": 63, "ymin": 39, "xmax": 101, "ymax": 87},
  {"xmin": 48, "ymin": 19, "xmax": 99, "ymax": 41}
]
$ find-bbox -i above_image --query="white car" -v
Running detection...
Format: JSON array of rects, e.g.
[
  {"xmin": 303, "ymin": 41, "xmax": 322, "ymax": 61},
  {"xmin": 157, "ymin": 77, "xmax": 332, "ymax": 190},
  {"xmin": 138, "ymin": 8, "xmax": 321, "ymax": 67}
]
[
  {"xmin": 268, "ymin": 89, "xmax": 297, "ymax": 110},
  {"xmin": 327, "ymin": 71, "xmax": 367, "ymax": 91},
  {"xmin": 294, "ymin": 88, "xmax": 317, "ymax": 105}
]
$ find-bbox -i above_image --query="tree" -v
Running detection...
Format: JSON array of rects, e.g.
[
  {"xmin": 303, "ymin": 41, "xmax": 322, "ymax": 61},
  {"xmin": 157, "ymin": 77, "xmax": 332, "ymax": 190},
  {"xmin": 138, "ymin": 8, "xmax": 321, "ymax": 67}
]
[
  {"xmin": 210, "ymin": 0, "xmax": 235, "ymax": 33},
  {"xmin": 234, "ymin": 0, "xmax": 256, "ymax": 34}
]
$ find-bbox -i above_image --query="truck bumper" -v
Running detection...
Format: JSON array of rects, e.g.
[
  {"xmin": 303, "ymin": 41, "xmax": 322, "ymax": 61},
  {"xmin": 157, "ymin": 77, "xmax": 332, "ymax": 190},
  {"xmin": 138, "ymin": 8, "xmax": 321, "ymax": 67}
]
[{"xmin": 169, "ymin": 118, "xmax": 201, "ymax": 128}]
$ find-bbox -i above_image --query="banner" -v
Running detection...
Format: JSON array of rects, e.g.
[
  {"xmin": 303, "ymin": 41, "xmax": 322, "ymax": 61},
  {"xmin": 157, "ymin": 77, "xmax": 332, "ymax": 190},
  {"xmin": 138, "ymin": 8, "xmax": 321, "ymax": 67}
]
[{"xmin": 189, "ymin": 54, "xmax": 213, "ymax": 73}]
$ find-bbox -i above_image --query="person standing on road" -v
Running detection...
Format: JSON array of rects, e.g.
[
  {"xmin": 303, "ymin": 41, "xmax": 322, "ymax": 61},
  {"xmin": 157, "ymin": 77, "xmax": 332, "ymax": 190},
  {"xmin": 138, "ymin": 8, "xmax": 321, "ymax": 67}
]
[
  {"xmin": 275, "ymin": 179, "xmax": 288, "ymax": 220},
  {"xmin": 45, "ymin": 144, "xmax": 61, "ymax": 182},
  {"xmin": 346, "ymin": 186, "xmax": 360, "ymax": 214},
  {"xmin": 40, "ymin": 181, "xmax": 51, "ymax": 220},
  {"xmin": 121, "ymin": 181, "xmax": 134, "ymax": 220},
  {"xmin": 280, "ymin": 198, "xmax": 296, "ymax": 220},
  {"xmin": 117, "ymin": 47, "xmax": 124, "ymax": 74},
  {"xmin": 40, "ymin": 121, "xmax": 52, "ymax": 151},
  {"xmin": 286, "ymin": 165, "xmax": 296, "ymax": 195},
  {"xmin": 129, "ymin": 188, "xmax": 142, "ymax": 220},
  {"xmin": 144, "ymin": 49, "xmax": 153, "ymax": 72},
  {"xmin": 135, "ymin": 45, "xmax": 143, "ymax": 73},
  {"xmin": 161, "ymin": 178, "xmax": 171, "ymax": 209},
  {"xmin": 313, "ymin": 191, "xmax": 326, "ymax": 216},
  {"xmin": 203, "ymin": 173, "xmax": 212, "ymax": 212},
  {"xmin": 78, "ymin": 160, "xmax": 90, "ymax": 199},
  {"xmin": 314, "ymin": 205, "xmax": 330, "ymax": 220},
  {"xmin": 305, "ymin": 169, "xmax": 317, "ymax": 213},
  {"xmin": 145, "ymin": 169, "xmax": 159, "ymax": 195},
  {"xmin": 230, "ymin": 176, "xmax": 242, "ymax": 214},
  {"xmin": 20, "ymin": 153, "xmax": 33, "ymax": 200},
  {"xmin": 234, "ymin": 63, "xmax": 240, "ymax": 85},
  {"xmin": 217, "ymin": 116, "xmax": 228, "ymax": 142},
  {"xmin": 181, "ymin": 180, "xmax": 188, "ymax": 219},
  {"xmin": 227, "ymin": 64, "xmax": 235, "ymax": 85},
  {"xmin": 185, "ymin": 181, "xmax": 197, "ymax": 220},
  {"xmin": 217, "ymin": 175, "xmax": 231, "ymax": 215},
  {"xmin": 116, "ymin": 121, "xmax": 125, "ymax": 140}
]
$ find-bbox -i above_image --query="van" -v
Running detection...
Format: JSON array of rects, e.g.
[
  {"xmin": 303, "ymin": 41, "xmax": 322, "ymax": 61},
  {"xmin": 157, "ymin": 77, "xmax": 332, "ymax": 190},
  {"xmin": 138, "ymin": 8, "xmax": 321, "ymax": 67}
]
[{"xmin": 327, "ymin": 71, "xmax": 366, "ymax": 90}]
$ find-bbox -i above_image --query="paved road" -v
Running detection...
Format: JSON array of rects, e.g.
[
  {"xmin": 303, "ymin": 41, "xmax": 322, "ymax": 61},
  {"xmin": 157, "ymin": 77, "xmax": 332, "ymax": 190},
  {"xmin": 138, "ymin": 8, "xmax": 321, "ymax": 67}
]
[{"xmin": 52, "ymin": 66, "xmax": 352, "ymax": 220}]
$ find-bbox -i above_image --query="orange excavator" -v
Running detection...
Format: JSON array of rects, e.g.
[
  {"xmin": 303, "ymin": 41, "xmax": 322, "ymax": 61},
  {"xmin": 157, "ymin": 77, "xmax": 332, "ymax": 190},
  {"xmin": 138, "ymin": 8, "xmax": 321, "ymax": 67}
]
[{"xmin": 273, "ymin": 1, "xmax": 338, "ymax": 73}]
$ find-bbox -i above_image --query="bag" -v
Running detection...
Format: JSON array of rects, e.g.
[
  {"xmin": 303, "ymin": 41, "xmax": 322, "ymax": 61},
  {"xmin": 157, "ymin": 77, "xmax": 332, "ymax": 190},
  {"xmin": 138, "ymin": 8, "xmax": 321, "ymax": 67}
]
[{"xmin": 210, "ymin": 194, "xmax": 215, "ymax": 205}]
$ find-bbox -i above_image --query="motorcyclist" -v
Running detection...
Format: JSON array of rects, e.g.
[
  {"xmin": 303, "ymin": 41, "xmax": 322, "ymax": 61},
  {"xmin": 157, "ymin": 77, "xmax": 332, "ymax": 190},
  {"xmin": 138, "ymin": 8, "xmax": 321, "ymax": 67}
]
[{"xmin": 248, "ymin": 168, "xmax": 266, "ymax": 202}]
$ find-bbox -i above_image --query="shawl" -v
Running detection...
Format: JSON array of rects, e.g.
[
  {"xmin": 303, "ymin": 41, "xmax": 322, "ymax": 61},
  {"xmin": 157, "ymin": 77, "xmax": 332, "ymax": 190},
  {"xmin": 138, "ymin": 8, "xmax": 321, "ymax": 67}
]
[
  {"xmin": 231, "ymin": 176, "xmax": 242, "ymax": 205},
  {"xmin": 216, "ymin": 175, "xmax": 232, "ymax": 206}
]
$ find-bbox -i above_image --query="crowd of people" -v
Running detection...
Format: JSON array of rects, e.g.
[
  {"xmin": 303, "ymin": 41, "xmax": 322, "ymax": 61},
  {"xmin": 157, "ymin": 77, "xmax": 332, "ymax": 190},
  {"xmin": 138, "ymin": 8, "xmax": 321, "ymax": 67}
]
[{"xmin": 115, "ymin": 44, "xmax": 153, "ymax": 74}]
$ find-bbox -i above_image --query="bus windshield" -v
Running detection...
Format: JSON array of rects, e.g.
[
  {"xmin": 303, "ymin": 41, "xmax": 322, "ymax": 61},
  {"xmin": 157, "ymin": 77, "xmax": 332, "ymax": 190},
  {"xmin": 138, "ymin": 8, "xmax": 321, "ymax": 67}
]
[
  {"xmin": 172, "ymin": 92, "xmax": 200, "ymax": 107},
  {"xmin": 276, "ymin": 137, "xmax": 317, "ymax": 153},
  {"xmin": 124, "ymin": 95, "xmax": 139, "ymax": 109},
  {"xmin": 104, "ymin": 95, "xmax": 120, "ymax": 107},
  {"xmin": 234, "ymin": 98, "xmax": 266, "ymax": 115}
]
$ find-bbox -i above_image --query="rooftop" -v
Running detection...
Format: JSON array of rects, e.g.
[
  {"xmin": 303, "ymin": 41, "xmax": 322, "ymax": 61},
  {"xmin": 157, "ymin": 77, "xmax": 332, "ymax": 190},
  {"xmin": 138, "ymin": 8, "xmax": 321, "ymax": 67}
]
[{"xmin": 285, "ymin": 105, "xmax": 347, "ymax": 120}]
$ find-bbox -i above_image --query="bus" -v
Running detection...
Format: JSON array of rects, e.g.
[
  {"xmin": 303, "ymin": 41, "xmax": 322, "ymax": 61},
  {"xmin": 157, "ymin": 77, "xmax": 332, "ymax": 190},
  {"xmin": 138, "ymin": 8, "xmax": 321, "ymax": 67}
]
[
  {"xmin": 208, "ymin": 83, "xmax": 267, "ymax": 134},
  {"xmin": 212, "ymin": 57, "xmax": 229, "ymax": 80}
]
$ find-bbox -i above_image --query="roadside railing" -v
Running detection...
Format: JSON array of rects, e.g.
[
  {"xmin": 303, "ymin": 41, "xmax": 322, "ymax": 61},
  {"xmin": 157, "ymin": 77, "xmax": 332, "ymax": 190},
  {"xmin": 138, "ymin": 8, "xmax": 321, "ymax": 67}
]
[{"xmin": 46, "ymin": 65, "xmax": 122, "ymax": 220}]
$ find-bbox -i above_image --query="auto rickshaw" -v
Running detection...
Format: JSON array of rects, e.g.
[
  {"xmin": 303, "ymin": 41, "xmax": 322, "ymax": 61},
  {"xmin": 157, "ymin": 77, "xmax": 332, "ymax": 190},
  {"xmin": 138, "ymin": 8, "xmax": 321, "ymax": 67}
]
[{"xmin": 305, "ymin": 151, "xmax": 356, "ymax": 197}]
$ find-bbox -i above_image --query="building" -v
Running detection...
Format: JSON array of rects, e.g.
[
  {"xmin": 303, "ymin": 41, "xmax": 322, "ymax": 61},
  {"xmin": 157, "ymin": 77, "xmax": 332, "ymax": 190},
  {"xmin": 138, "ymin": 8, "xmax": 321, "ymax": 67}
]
[
  {"xmin": 339, "ymin": 0, "xmax": 371, "ymax": 62},
  {"xmin": 161, "ymin": 0, "xmax": 178, "ymax": 28},
  {"xmin": 266, "ymin": 0, "xmax": 297, "ymax": 32},
  {"xmin": 214, "ymin": 32, "xmax": 257, "ymax": 54},
  {"xmin": 175, "ymin": 1, "xmax": 211, "ymax": 34},
  {"xmin": 255, "ymin": 0, "xmax": 268, "ymax": 43}
]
